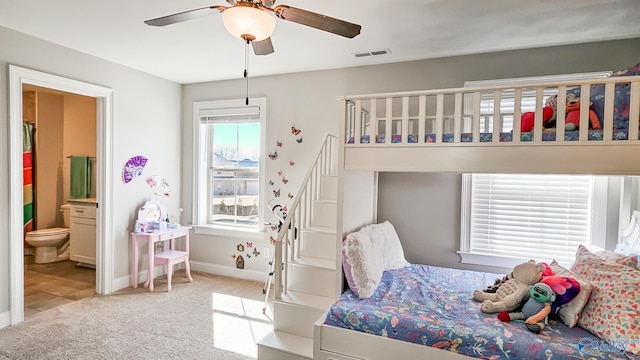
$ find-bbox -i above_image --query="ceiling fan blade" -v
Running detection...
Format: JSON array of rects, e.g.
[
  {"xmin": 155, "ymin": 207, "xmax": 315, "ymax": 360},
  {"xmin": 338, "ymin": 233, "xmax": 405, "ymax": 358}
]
[
  {"xmin": 252, "ymin": 37, "xmax": 275, "ymax": 56},
  {"xmin": 145, "ymin": 6, "xmax": 226, "ymax": 27},
  {"xmin": 272, "ymin": 5, "xmax": 361, "ymax": 38}
]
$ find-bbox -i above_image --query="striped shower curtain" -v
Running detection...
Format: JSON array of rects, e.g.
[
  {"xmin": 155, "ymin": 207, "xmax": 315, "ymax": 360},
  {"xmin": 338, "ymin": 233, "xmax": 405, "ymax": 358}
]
[{"xmin": 23, "ymin": 123, "xmax": 35, "ymax": 248}]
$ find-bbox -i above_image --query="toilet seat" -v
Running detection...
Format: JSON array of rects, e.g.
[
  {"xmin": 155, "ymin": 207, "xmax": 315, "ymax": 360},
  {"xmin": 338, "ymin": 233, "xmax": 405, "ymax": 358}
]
[{"xmin": 26, "ymin": 227, "xmax": 69, "ymax": 239}]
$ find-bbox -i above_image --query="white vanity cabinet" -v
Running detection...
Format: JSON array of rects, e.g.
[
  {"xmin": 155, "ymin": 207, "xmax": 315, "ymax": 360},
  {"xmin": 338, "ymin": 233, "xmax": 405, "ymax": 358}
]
[{"xmin": 69, "ymin": 202, "xmax": 97, "ymax": 267}]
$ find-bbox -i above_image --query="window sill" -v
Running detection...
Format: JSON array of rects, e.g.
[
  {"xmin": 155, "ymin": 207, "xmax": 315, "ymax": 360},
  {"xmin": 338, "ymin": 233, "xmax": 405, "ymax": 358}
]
[
  {"xmin": 457, "ymin": 251, "xmax": 573, "ymax": 270},
  {"xmin": 193, "ymin": 224, "xmax": 265, "ymax": 240}
]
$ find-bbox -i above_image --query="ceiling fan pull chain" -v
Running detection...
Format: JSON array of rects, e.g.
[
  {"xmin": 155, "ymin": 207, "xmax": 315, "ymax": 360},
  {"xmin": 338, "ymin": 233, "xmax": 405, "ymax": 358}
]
[{"xmin": 244, "ymin": 38, "xmax": 250, "ymax": 105}]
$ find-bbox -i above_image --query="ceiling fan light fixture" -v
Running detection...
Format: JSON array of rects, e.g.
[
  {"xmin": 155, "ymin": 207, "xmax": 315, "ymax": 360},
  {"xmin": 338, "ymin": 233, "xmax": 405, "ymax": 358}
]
[{"xmin": 222, "ymin": 5, "xmax": 276, "ymax": 41}]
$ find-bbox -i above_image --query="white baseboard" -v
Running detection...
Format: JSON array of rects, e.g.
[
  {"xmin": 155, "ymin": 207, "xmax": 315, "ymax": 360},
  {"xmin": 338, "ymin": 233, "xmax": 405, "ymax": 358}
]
[
  {"xmin": 113, "ymin": 262, "xmax": 265, "ymax": 293},
  {"xmin": 112, "ymin": 266, "xmax": 167, "ymax": 293},
  {"xmin": 0, "ymin": 310, "xmax": 11, "ymax": 329},
  {"xmin": 190, "ymin": 261, "xmax": 265, "ymax": 282}
]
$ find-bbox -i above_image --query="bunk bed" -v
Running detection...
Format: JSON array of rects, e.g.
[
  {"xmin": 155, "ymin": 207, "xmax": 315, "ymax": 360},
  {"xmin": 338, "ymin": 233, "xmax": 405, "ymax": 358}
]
[
  {"xmin": 338, "ymin": 67, "xmax": 640, "ymax": 175},
  {"xmin": 313, "ymin": 68, "xmax": 640, "ymax": 360}
]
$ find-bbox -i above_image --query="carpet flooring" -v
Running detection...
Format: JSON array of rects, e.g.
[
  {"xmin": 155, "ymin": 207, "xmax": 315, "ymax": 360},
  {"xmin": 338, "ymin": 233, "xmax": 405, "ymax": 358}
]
[{"xmin": 0, "ymin": 271, "xmax": 273, "ymax": 360}]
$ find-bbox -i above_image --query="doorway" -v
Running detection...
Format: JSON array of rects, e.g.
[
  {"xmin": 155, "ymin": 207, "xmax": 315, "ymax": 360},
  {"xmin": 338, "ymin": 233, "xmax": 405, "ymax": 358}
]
[{"xmin": 8, "ymin": 65, "xmax": 115, "ymax": 325}]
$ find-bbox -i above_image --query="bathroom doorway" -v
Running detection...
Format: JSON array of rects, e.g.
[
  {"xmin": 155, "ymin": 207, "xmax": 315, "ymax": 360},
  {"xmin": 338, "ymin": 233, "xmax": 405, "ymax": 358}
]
[
  {"xmin": 21, "ymin": 84, "xmax": 98, "ymax": 318},
  {"xmin": 8, "ymin": 65, "xmax": 115, "ymax": 326}
]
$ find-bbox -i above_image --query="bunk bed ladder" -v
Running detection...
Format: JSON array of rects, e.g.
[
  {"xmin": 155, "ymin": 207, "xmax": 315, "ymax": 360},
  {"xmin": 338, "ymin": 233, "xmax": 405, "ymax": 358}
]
[{"xmin": 258, "ymin": 134, "xmax": 339, "ymax": 360}]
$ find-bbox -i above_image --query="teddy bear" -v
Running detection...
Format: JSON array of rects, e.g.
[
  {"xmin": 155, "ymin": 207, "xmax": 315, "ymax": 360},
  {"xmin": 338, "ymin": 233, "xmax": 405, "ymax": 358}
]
[
  {"xmin": 497, "ymin": 282, "xmax": 556, "ymax": 334},
  {"xmin": 473, "ymin": 260, "xmax": 545, "ymax": 313},
  {"xmin": 564, "ymin": 99, "xmax": 602, "ymax": 131}
]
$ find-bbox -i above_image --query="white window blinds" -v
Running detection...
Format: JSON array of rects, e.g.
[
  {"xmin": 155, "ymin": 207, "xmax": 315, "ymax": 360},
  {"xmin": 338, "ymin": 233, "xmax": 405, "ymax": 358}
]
[{"xmin": 469, "ymin": 173, "xmax": 592, "ymax": 264}]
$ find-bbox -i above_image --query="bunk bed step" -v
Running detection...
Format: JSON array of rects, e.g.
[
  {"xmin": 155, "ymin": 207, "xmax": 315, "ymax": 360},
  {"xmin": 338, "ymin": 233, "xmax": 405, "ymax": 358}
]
[
  {"xmin": 320, "ymin": 174, "xmax": 337, "ymax": 200},
  {"xmin": 311, "ymin": 199, "xmax": 337, "ymax": 227},
  {"xmin": 287, "ymin": 262, "xmax": 335, "ymax": 298},
  {"xmin": 257, "ymin": 330, "xmax": 313, "ymax": 360},
  {"xmin": 300, "ymin": 229, "xmax": 336, "ymax": 261},
  {"xmin": 292, "ymin": 255, "xmax": 335, "ymax": 270},
  {"xmin": 303, "ymin": 225, "xmax": 336, "ymax": 234},
  {"xmin": 274, "ymin": 291, "xmax": 336, "ymax": 338}
]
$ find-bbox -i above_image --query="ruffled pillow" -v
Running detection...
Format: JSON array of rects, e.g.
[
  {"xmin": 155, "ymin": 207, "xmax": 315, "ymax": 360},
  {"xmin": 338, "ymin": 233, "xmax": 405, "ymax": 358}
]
[
  {"xmin": 342, "ymin": 221, "xmax": 409, "ymax": 299},
  {"xmin": 342, "ymin": 225, "xmax": 384, "ymax": 299}
]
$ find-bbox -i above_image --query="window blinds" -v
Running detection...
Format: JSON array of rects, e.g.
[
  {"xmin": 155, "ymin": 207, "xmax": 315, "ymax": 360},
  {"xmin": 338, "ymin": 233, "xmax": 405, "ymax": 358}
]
[{"xmin": 469, "ymin": 173, "xmax": 592, "ymax": 264}]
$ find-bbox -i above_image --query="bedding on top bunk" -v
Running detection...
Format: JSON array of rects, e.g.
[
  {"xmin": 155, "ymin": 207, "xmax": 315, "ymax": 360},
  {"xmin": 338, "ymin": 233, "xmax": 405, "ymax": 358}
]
[
  {"xmin": 325, "ymin": 264, "xmax": 636, "ymax": 360},
  {"xmin": 347, "ymin": 128, "xmax": 638, "ymax": 144}
]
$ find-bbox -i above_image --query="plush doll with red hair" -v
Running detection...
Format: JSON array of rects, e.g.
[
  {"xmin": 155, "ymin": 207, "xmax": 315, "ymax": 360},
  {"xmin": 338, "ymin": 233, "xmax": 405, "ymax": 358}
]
[{"xmin": 565, "ymin": 99, "xmax": 602, "ymax": 131}]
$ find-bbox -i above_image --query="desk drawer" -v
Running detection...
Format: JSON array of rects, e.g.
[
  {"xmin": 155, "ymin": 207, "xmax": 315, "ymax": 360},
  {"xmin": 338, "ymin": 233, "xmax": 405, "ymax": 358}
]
[{"xmin": 159, "ymin": 229, "xmax": 188, "ymax": 241}]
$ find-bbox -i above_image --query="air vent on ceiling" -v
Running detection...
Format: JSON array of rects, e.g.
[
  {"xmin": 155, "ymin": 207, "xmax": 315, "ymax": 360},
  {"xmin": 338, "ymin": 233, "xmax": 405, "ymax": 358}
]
[{"xmin": 353, "ymin": 49, "xmax": 391, "ymax": 58}]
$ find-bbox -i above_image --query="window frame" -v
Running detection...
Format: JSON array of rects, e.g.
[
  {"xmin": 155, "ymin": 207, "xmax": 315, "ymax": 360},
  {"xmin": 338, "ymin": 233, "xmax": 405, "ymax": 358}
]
[
  {"xmin": 192, "ymin": 98, "xmax": 267, "ymax": 239},
  {"xmin": 459, "ymin": 173, "xmax": 608, "ymax": 269}
]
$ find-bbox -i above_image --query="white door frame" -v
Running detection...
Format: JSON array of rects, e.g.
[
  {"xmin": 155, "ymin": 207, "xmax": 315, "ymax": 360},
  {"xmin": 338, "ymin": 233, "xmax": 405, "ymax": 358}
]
[{"xmin": 8, "ymin": 65, "xmax": 114, "ymax": 325}]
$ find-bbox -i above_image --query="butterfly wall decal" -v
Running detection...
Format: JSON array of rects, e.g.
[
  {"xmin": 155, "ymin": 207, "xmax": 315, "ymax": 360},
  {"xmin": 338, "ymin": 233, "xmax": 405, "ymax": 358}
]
[
  {"xmin": 270, "ymin": 225, "xmax": 277, "ymax": 231},
  {"xmin": 253, "ymin": 248, "xmax": 261, "ymax": 257},
  {"xmin": 289, "ymin": 160, "xmax": 295, "ymax": 166},
  {"xmin": 246, "ymin": 242, "xmax": 253, "ymax": 248},
  {"xmin": 282, "ymin": 177, "xmax": 288, "ymax": 184},
  {"xmin": 246, "ymin": 253, "xmax": 252, "ymax": 259},
  {"xmin": 288, "ymin": 193, "xmax": 294, "ymax": 199},
  {"xmin": 269, "ymin": 180, "xmax": 274, "ymax": 186},
  {"xmin": 296, "ymin": 137, "xmax": 303, "ymax": 143},
  {"xmin": 291, "ymin": 126, "xmax": 301, "ymax": 135},
  {"xmin": 268, "ymin": 151, "xmax": 278, "ymax": 160},
  {"xmin": 277, "ymin": 170, "xmax": 283, "ymax": 176},
  {"xmin": 231, "ymin": 254, "xmax": 236, "ymax": 259},
  {"xmin": 269, "ymin": 236, "xmax": 276, "ymax": 245},
  {"xmin": 276, "ymin": 141, "xmax": 282, "ymax": 147},
  {"xmin": 273, "ymin": 188, "xmax": 281, "ymax": 197}
]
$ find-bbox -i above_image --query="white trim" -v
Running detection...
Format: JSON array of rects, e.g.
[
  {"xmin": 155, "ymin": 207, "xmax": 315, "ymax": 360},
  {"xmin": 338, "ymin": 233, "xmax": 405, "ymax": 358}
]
[
  {"xmin": 458, "ymin": 251, "xmax": 572, "ymax": 270},
  {"xmin": 192, "ymin": 225, "xmax": 265, "ymax": 240},
  {"xmin": 8, "ymin": 65, "xmax": 114, "ymax": 326},
  {"xmin": 463, "ymin": 71, "xmax": 612, "ymax": 88},
  {"xmin": 190, "ymin": 261, "xmax": 265, "ymax": 282},
  {"xmin": 459, "ymin": 174, "xmax": 472, "ymax": 253},
  {"xmin": 0, "ymin": 311, "xmax": 10, "ymax": 329}
]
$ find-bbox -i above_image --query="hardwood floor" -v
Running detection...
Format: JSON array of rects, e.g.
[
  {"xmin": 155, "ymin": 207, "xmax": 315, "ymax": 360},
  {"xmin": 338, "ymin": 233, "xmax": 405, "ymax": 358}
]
[{"xmin": 23, "ymin": 256, "xmax": 96, "ymax": 319}]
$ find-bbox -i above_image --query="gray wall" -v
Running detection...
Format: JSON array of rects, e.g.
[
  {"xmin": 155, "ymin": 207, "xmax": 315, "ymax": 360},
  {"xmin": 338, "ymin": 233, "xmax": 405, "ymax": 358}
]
[
  {"xmin": 182, "ymin": 37, "xmax": 640, "ymax": 277},
  {"xmin": 0, "ymin": 25, "xmax": 182, "ymax": 315}
]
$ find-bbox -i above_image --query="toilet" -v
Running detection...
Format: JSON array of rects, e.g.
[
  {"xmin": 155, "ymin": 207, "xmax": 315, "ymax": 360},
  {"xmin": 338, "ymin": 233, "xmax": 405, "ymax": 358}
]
[{"xmin": 26, "ymin": 204, "xmax": 71, "ymax": 264}]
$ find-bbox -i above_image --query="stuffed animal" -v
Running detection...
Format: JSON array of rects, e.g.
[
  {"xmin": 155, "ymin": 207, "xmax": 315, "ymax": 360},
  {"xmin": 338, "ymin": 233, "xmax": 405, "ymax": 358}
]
[
  {"xmin": 540, "ymin": 275, "xmax": 580, "ymax": 316},
  {"xmin": 565, "ymin": 99, "xmax": 602, "ymax": 131},
  {"xmin": 519, "ymin": 106, "xmax": 553, "ymax": 132},
  {"xmin": 482, "ymin": 272, "xmax": 513, "ymax": 293},
  {"xmin": 473, "ymin": 260, "xmax": 545, "ymax": 313},
  {"xmin": 544, "ymin": 92, "xmax": 578, "ymax": 128},
  {"xmin": 498, "ymin": 282, "xmax": 556, "ymax": 333}
]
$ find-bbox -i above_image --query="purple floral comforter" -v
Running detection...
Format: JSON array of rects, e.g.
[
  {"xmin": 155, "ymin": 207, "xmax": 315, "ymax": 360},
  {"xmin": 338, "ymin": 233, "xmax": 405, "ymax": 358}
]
[{"xmin": 325, "ymin": 264, "xmax": 637, "ymax": 359}]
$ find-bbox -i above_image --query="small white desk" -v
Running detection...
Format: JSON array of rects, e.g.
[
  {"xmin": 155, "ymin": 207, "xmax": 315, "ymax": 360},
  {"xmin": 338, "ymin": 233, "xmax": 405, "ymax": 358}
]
[{"xmin": 131, "ymin": 226, "xmax": 193, "ymax": 292}]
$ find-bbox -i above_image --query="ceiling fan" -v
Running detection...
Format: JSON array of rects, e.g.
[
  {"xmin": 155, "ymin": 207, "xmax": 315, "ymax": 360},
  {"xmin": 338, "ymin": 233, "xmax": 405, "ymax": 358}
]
[{"xmin": 144, "ymin": 0, "xmax": 362, "ymax": 55}]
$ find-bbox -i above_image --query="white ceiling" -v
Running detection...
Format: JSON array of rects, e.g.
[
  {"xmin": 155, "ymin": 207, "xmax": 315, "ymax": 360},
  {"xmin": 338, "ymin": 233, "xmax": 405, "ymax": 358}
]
[{"xmin": 2, "ymin": 0, "xmax": 640, "ymax": 84}]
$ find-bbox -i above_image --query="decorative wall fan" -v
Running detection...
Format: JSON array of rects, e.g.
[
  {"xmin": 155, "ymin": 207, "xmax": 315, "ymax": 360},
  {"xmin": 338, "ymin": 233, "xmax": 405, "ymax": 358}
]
[{"xmin": 145, "ymin": 0, "xmax": 361, "ymax": 55}]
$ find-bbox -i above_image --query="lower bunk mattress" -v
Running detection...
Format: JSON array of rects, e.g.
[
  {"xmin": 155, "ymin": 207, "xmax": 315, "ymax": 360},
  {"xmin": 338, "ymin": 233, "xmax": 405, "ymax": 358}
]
[{"xmin": 324, "ymin": 264, "xmax": 637, "ymax": 360}]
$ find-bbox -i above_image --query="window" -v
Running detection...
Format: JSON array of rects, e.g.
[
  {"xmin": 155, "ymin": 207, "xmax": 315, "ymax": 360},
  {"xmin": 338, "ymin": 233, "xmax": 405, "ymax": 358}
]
[
  {"xmin": 193, "ymin": 98, "xmax": 267, "ymax": 235},
  {"xmin": 463, "ymin": 71, "xmax": 612, "ymax": 133},
  {"xmin": 460, "ymin": 173, "xmax": 608, "ymax": 268}
]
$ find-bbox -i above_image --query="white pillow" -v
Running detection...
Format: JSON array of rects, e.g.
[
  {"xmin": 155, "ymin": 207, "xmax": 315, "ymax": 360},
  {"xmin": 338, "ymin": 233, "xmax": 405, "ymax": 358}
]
[
  {"xmin": 371, "ymin": 221, "xmax": 410, "ymax": 270},
  {"xmin": 343, "ymin": 225, "xmax": 384, "ymax": 299}
]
